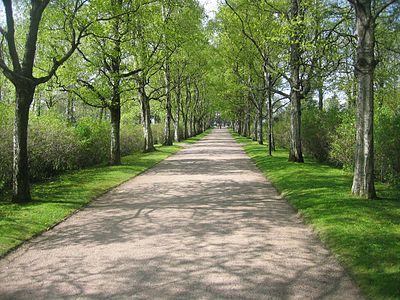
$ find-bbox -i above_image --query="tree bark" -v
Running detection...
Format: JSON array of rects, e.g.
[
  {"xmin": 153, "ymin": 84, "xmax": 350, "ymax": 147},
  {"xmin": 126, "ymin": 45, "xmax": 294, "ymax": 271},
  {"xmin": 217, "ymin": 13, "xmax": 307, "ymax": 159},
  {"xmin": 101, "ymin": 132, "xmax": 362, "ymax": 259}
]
[
  {"xmin": 13, "ymin": 85, "xmax": 35, "ymax": 202},
  {"xmin": 163, "ymin": 62, "xmax": 173, "ymax": 145},
  {"xmin": 258, "ymin": 102, "xmax": 263, "ymax": 145},
  {"xmin": 351, "ymin": 0, "xmax": 376, "ymax": 199},
  {"xmin": 244, "ymin": 107, "xmax": 250, "ymax": 137},
  {"xmin": 288, "ymin": 0, "xmax": 304, "ymax": 163},
  {"xmin": 109, "ymin": 0, "xmax": 122, "ymax": 165},
  {"xmin": 268, "ymin": 82, "xmax": 273, "ymax": 156},
  {"xmin": 109, "ymin": 103, "xmax": 121, "ymax": 165},
  {"xmin": 253, "ymin": 112, "xmax": 258, "ymax": 141},
  {"xmin": 182, "ymin": 78, "xmax": 191, "ymax": 139},
  {"xmin": 238, "ymin": 118, "xmax": 243, "ymax": 135},
  {"xmin": 318, "ymin": 86, "xmax": 323, "ymax": 111},
  {"xmin": 264, "ymin": 62, "xmax": 273, "ymax": 156},
  {"xmin": 189, "ymin": 115, "xmax": 194, "ymax": 137},
  {"xmin": 289, "ymin": 89, "xmax": 304, "ymax": 162},
  {"xmin": 139, "ymin": 83, "xmax": 155, "ymax": 153},
  {"xmin": 183, "ymin": 114, "xmax": 188, "ymax": 139},
  {"xmin": 174, "ymin": 76, "xmax": 181, "ymax": 142},
  {"xmin": 66, "ymin": 96, "xmax": 75, "ymax": 123}
]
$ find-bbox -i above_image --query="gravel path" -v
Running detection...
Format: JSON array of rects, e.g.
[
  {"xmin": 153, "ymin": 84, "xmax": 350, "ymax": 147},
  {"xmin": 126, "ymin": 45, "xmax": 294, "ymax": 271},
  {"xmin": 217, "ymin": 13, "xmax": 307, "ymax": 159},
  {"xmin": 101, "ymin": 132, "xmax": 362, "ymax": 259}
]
[{"xmin": 0, "ymin": 129, "xmax": 362, "ymax": 299}]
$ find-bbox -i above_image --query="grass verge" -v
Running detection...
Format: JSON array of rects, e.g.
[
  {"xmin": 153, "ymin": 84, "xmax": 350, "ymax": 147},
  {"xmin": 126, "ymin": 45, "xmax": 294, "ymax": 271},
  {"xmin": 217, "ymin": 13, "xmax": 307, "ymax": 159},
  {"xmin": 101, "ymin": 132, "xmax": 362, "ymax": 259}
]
[
  {"xmin": 0, "ymin": 130, "xmax": 210, "ymax": 258},
  {"xmin": 232, "ymin": 132, "xmax": 400, "ymax": 300}
]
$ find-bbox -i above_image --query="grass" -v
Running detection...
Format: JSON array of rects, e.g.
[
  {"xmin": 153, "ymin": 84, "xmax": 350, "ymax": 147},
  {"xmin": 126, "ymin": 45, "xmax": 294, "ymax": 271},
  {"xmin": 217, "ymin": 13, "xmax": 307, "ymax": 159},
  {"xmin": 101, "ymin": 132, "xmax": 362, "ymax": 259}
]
[
  {"xmin": 232, "ymin": 132, "xmax": 400, "ymax": 300},
  {"xmin": 0, "ymin": 130, "xmax": 210, "ymax": 258}
]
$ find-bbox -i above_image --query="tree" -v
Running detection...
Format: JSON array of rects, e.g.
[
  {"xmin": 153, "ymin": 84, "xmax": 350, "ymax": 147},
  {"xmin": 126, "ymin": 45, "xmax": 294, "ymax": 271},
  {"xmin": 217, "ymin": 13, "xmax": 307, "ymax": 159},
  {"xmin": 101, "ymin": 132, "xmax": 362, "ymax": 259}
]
[
  {"xmin": 349, "ymin": 0, "xmax": 398, "ymax": 198},
  {"xmin": 0, "ymin": 0, "xmax": 90, "ymax": 202},
  {"xmin": 161, "ymin": 0, "xmax": 174, "ymax": 146},
  {"xmin": 63, "ymin": 0, "xmax": 142, "ymax": 165}
]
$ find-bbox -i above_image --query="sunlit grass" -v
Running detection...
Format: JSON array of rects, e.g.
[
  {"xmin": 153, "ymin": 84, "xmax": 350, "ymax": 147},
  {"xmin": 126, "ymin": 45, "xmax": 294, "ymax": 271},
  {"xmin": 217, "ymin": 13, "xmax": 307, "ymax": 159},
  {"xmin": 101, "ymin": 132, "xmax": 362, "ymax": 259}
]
[
  {"xmin": 0, "ymin": 130, "xmax": 210, "ymax": 258},
  {"xmin": 232, "ymin": 132, "xmax": 400, "ymax": 300}
]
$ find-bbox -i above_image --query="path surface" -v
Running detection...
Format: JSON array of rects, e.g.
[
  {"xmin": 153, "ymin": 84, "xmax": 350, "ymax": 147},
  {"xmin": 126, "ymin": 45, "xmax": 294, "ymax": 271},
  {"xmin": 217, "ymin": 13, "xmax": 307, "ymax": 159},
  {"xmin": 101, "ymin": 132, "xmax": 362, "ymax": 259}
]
[{"xmin": 0, "ymin": 129, "xmax": 362, "ymax": 299}]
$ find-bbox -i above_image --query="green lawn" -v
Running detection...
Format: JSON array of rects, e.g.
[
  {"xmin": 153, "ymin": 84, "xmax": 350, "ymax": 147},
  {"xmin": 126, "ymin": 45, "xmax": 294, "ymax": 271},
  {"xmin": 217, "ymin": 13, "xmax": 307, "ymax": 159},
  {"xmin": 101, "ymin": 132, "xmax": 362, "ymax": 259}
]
[
  {"xmin": 232, "ymin": 132, "xmax": 400, "ymax": 300},
  {"xmin": 0, "ymin": 131, "xmax": 209, "ymax": 258}
]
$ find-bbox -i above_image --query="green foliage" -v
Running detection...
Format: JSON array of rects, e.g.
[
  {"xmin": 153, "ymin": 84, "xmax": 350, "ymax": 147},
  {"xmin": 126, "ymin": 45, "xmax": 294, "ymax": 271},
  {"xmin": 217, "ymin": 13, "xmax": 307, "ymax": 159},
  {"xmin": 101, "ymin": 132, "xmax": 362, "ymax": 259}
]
[
  {"xmin": 74, "ymin": 117, "xmax": 111, "ymax": 167},
  {"xmin": 330, "ymin": 111, "xmax": 356, "ymax": 171},
  {"xmin": 301, "ymin": 106, "xmax": 341, "ymax": 162},
  {"xmin": 375, "ymin": 106, "xmax": 400, "ymax": 185},
  {"xmin": 273, "ymin": 112, "xmax": 290, "ymax": 149},
  {"xmin": 29, "ymin": 112, "xmax": 81, "ymax": 180},
  {"xmin": 0, "ymin": 105, "xmax": 152, "ymax": 186},
  {"xmin": 151, "ymin": 123, "xmax": 165, "ymax": 145},
  {"xmin": 120, "ymin": 124, "xmax": 145, "ymax": 155},
  {"xmin": 233, "ymin": 132, "xmax": 400, "ymax": 300},
  {"xmin": 0, "ymin": 104, "xmax": 13, "ymax": 189}
]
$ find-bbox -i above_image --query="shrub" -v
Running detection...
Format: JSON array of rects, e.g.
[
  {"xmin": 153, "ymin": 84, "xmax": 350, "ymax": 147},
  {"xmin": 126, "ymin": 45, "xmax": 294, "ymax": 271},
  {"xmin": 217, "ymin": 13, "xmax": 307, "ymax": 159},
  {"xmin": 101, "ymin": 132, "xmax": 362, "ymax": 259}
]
[
  {"xmin": 375, "ymin": 106, "xmax": 400, "ymax": 184},
  {"xmin": 329, "ymin": 111, "xmax": 355, "ymax": 170},
  {"xmin": 120, "ymin": 124, "xmax": 144, "ymax": 155},
  {"xmin": 0, "ymin": 106, "xmax": 169, "ymax": 190},
  {"xmin": 301, "ymin": 106, "xmax": 341, "ymax": 162},
  {"xmin": 0, "ymin": 104, "xmax": 13, "ymax": 189},
  {"xmin": 273, "ymin": 112, "xmax": 290, "ymax": 149},
  {"xmin": 29, "ymin": 112, "xmax": 80, "ymax": 179},
  {"xmin": 74, "ymin": 118, "xmax": 110, "ymax": 167},
  {"xmin": 152, "ymin": 123, "xmax": 164, "ymax": 145}
]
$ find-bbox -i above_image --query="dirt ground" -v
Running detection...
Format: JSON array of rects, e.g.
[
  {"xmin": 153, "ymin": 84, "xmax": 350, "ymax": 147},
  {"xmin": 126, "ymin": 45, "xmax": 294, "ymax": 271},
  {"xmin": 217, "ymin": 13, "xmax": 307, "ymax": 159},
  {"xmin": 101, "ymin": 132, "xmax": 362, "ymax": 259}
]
[{"xmin": 0, "ymin": 129, "xmax": 363, "ymax": 299}]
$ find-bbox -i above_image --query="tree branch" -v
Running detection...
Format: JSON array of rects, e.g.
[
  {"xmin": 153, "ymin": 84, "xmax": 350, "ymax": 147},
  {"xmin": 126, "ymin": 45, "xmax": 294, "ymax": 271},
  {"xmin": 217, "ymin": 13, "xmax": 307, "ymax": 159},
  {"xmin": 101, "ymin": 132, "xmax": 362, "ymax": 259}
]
[
  {"xmin": 373, "ymin": 0, "xmax": 398, "ymax": 20},
  {"xmin": 2, "ymin": 0, "xmax": 21, "ymax": 72},
  {"xmin": 22, "ymin": 0, "xmax": 50, "ymax": 75}
]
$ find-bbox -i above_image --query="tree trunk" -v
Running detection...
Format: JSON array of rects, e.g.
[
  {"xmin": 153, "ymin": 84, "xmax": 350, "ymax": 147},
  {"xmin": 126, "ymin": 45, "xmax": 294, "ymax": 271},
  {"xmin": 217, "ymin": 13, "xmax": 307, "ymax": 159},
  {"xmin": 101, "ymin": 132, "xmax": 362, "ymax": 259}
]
[
  {"xmin": 183, "ymin": 114, "xmax": 188, "ymax": 140},
  {"xmin": 174, "ymin": 77, "xmax": 181, "ymax": 142},
  {"xmin": 66, "ymin": 96, "xmax": 75, "ymax": 123},
  {"xmin": 245, "ymin": 106, "xmax": 251, "ymax": 137},
  {"xmin": 163, "ymin": 59, "xmax": 173, "ymax": 146},
  {"xmin": 318, "ymin": 86, "xmax": 323, "ymax": 111},
  {"xmin": 244, "ymin": 109, "xmax": 250, "ymax": 137},
  {"xmin": 253, "ymin": 112, "xmax": 258, "ymax": 141},
  {"xmin": 288, "ymin": 0, "xmax": 304, "ymax": 163},
  {"xmin": 109, "ymin": 104, "xmax": 121, "ymax": 165},
  {"xmin": 109, "ymin": 3, "xmax": 122, "ymax": 165},
  {"xmin": 289, "ymin": 89, "xmax": 304, "ymax": 162},
  {"xmin": 238, "ymin": 119, "xmax": 243, "ymax": 135},
  {"xmin": 140, "ymin": 84, "xmax": 155, "ymax": 153},
  {"xmin": 13, "ymin": 85, "xmax": 35, "ymax": 203},
  {"xmin": 351, "ymin": 0, "xmax": 376, "ymax": 199},
  {"xmin": 183, "ymin": 78, "xmax": 191, "ymax": 139},
  {"xmin": 189, "ymin": 115, "xmax": 194, "ymax": 137},
  {"xmin": 258, "ymin": 103, "xmax": 263, "ymax": 145},
  {"xmin": 267, "ymin": 72, "xmax": 273, "ymax": 156}
]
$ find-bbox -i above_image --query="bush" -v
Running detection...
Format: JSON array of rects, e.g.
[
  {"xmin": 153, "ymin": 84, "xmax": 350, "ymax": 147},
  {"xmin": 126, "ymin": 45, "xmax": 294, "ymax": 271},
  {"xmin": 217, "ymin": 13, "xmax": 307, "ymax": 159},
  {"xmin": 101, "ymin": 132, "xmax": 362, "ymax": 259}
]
[
  {"xmin": 74, "ymin": 117, "xmax": 110, "ymax": 167},
  {"xmin": 120, "ymin": 124, "xmax": 144, "ymax": 155},
  {"xmin": 329, "ymin": 111, "xmax": 356, "ymax": 170},
  {"xmin": 152, "ymin": 123, "xmax": 164, "ymax": 145},
  {"xmin": 0, "ymin": 108, "xmax": 149, "ymax": 188},
  {"xmin": 375, "ymin": 106, "xmax": 400, "ymax": 184},
  {"xmin": 29, "ymin": 112, "xmax": 80, "ymax": 180},
  {"xmin": 0, "ymin": 104, "xmax": 13, "ymax": 189},
  {"xmin": 302, "ymin": 106, "xmax": 341, "ymax": 162},
  {"xmin": 273, "ymin": 112, "xmax": 290, "ymax": 149}
]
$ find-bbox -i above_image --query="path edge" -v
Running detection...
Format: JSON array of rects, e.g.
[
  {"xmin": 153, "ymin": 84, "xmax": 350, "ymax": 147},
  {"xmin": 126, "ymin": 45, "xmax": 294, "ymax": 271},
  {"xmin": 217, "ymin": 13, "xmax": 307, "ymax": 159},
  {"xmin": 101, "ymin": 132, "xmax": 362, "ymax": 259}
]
[{"xmin": 228, "ymin": 129, "xmax": 366, "ymax": 300}]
